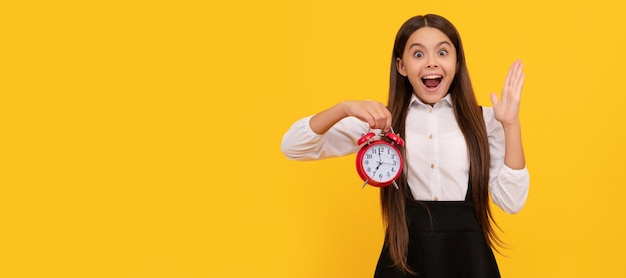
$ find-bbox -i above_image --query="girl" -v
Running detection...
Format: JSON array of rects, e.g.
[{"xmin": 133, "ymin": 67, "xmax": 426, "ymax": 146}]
[{"xmin": 281, "ymin": 14, "xmax": 529, "ymax": 278}]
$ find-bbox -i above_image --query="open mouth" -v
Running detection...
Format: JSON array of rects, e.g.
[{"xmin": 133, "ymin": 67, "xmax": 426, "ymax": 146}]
[{"xmin": 421, "ymin": 75, "xmax": 442, "ymax": 89}]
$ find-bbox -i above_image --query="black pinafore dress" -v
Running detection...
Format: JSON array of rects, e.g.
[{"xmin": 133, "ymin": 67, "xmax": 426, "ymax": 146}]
[{"xmin": 374, "ymin": 185, "xmax": 500, "ymax": 278}]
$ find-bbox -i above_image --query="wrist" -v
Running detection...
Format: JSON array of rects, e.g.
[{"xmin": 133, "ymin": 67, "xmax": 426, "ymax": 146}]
[
  {"xmin": 501, "ymin": 120, "xmax": 521, "ymax": 130},
  {"xmin": 337, "ymin": 102, "xmax": 350, "ymax": 118}
]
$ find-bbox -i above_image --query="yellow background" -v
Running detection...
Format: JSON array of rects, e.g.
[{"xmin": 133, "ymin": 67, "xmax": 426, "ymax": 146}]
[{"xmin": 2, "ymin": 0, "xmax": 625, "ymax": 277}]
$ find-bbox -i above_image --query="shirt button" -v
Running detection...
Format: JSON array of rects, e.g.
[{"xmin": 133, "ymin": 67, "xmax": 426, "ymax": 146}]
[
  {"xmin": 434, "ymin": 197, "xmax": 439, "ymax": 201},
  {"xmin": 430, "ymin": 164, "xmax": 435, "ymax": 169},
  {"xmin": 428, "ymin": 108, "xmax": 433, "ymax": 113},
  {"xmin": 429, "ymin": 134, "xmax": 433, "ymax": 139}
]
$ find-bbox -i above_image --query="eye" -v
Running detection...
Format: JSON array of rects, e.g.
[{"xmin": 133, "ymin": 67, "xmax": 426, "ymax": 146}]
[
  {"xmin": 438, "ymin": 50, "xmax": 448, "ymax": 56},
  {"xmin": 413, "ymin": 51, "xmax": 423, "ymax": 58}
]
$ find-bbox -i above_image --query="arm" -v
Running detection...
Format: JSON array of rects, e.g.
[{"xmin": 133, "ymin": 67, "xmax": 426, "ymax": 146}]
[
  {"xmin": 490, "ymin": 59, "xmax": 526, "ymax": 170},
  {"xmin": 485, "ymin": 108, "xmax": 529, "ymax": 214},
  {"xmin": 310, "ymin": 101, "xmax": 393, "ymax": 134},
  {"xmin": 502, "ymin": 123, "xmax": 525, "ymax": 169},
  {"xmin": 488, "ymin": 60, "xmax": 529, "ymax": 213},
  {"xmin": 281, "ymin": 100, "xmax": 392, "ymax": 160}
]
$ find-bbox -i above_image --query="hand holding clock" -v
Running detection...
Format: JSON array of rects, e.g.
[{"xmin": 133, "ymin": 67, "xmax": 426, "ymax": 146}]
[
  {"xmin": 342, "ymin": 101, "xmax": 393, "ymax": 132},
  {"xmin": 305, "ymin": 99, "xmax": 402, "ymax": 188},
  {"xmin": 309, "ymin": 101, "xmax": 392, "ymax": 135}
]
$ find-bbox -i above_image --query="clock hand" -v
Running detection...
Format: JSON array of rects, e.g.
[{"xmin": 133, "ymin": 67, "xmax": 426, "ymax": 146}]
[
  {"xmin": 362, "ymin": 162, "xmax": 382, "ymax": 189},
  {"xmin": 375, "ymin": 161, "xmax": 400, "ymax": 189},
  {"xmin": 371, "ymin": 161, "xmax": 383, "ymax": 177}
]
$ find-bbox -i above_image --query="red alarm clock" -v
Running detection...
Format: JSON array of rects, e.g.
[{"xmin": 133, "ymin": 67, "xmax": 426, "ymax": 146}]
[{"xmin": 356, "ymin": 129, "xmax": 404, "ymax": 189}]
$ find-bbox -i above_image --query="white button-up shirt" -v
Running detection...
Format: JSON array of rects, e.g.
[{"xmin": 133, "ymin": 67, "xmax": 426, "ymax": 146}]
[{"xmin": 281, "ymin": 94, "xmax": 529, "ymax": 214}]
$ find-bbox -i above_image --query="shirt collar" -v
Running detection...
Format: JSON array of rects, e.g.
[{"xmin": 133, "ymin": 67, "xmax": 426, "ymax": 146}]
[{"xmin": 409, "ymin": 93, "xmax": 453, "ymax": 107}]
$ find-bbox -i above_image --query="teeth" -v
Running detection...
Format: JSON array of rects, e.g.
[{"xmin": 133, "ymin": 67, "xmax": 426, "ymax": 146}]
[{"xmin": 422, "ymin": 75, "xmax": 442, "ymax": 79}]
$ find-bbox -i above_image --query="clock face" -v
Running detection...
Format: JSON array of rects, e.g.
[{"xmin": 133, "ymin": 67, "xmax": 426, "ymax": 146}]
[{"xmin": 356, "ymin": 141, "xmax": 403, "ymax": 186}]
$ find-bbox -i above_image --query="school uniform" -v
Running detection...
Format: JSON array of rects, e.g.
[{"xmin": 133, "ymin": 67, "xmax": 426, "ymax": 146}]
[
  {"xmin": 281, "ymin": 94, "xmax": 529, "ymax": 277},
  {"xmin": 373, "ymin": 185, "xmax": 500, "ymax": 277}
]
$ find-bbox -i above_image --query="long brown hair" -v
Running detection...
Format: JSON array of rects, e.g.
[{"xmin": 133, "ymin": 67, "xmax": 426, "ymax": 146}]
[{"xmin": 381, "ymin": 14, "xmax": 503, "ymax": 275}]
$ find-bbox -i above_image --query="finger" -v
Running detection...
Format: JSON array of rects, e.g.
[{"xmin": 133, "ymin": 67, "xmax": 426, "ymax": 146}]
[
  {"xmin": 370, "ymin": 106, "xmax": 390, "ymax": 131},
  {"xmin": 509, "ymin": 64, "xmax": 525, "ymax": 99},
  {"xmin": 502, "ymin": 64, "xmax": 515, "ymax": 97},
  {"xmin": 358, "ymin": 111, "xmax": 376, "ymax": 129},
  {"xmin": 489, "ymin": 92, "xmax": 499, "ymax": 107},
  {"xmin": 504, "ymin": 60, "xmax": 518, "ymax": 90},
  {"xmin": 503, "ymin": 60, "xmax": 522, "ymax": 98},
  {"xmin": 376, "ymin": 106, "xmax": 392, "ymax": 132},
  {"xmin": 357, "ymin": 102, "xmax": 380, "ymax": 129},
  {"xmin": 509, "ymin": 60, "xmax": 522, "ymax": 80},
  {"xmin": 513, "ymin": 63, "xmax": 525, "ymax": 91},
  {"xmin": 384, "ymin": 109, "xmax": 392, "ymax": 132},
  {"xmin": 513, "ymin": 73, "xmax": 525, "ymax": 100},
  {"xmin": 358, "ymin": 105, "xmax": 378, "ymax": 128}
]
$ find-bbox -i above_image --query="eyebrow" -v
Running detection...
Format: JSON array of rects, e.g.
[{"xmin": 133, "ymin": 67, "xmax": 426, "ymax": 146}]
[{"xmin": 408, "ymin": 41, "xmax": 452, "ymax": 49}]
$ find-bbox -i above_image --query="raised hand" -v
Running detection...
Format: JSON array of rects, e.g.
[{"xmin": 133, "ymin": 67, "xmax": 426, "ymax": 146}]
[{"xmin": 490, "ymin": 60, "xmax": 525, "ymax": 127}]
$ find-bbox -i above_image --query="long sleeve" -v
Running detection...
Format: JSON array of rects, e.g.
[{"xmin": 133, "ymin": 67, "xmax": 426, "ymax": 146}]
[
  {"xmin": 280, "ymin": 115, "xmax": 369, "ymax": 161},
  {"xmin": 281, "ymin": 104, "xmax": 530, "ymax": 214},
  {"xmin": 484, "ymin": 107, "xmax": 530, "ymax": 214}
]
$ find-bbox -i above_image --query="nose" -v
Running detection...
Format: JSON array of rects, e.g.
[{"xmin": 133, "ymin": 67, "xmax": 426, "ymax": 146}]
[{"xmin": 426, "ymin": 55, "xmax": 438, "ymax": 68}]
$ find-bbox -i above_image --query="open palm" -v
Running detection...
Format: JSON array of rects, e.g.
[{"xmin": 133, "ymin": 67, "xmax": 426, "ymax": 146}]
[{"xmin": 490, "ymin": 60, "xmax": 525, "ymax": 126}]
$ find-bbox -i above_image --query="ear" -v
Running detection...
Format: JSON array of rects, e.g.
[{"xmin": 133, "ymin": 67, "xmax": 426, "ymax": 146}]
[{"xmin": 396, "ymin": 58, "xmax": 407, "ymax": 77}]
